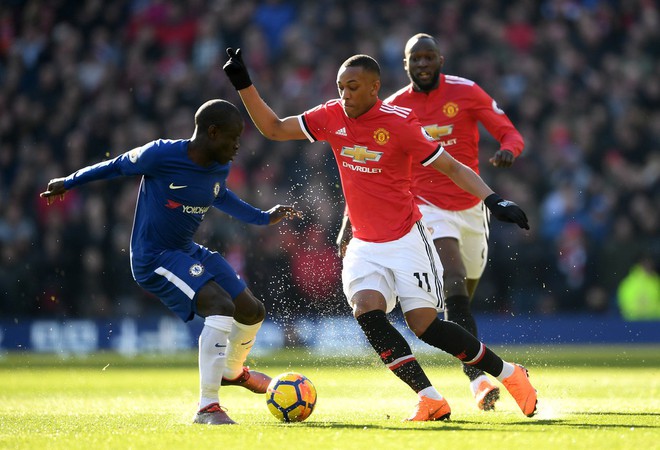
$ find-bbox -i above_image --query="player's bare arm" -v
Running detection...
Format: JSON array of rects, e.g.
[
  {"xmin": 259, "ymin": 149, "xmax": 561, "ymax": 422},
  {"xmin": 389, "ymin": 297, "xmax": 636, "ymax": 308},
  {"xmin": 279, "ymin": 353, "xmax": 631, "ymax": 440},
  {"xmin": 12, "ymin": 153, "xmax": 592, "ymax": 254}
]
[
  {"xmin": 238, "ymin": 87, "xmax": 306, "ymax": 141},
  {"xmin": 429, "ymin": 151, "xmax": 493, "ymax": 200},
  {"xmin": 266, "ymin": 204, "xmax": 303, "ymax": 225},
  {"xmin": 40, "ymin": 177, "xmax": 68, "ymax": 205},
  {"xmin": 430, "ymin": 151, "xmax": 529, "ymax": 229},
  {"xmin": 223, "ymin": 48, "xmax": 306, "ymax": 142}
]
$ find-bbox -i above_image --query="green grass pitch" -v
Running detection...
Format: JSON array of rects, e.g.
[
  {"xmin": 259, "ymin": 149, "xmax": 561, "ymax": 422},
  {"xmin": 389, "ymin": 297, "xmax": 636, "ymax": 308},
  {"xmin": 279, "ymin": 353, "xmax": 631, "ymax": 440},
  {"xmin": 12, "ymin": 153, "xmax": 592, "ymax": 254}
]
[{"xmin": 1, "ymin": 345, "xmax": 658, "ymax": 450}]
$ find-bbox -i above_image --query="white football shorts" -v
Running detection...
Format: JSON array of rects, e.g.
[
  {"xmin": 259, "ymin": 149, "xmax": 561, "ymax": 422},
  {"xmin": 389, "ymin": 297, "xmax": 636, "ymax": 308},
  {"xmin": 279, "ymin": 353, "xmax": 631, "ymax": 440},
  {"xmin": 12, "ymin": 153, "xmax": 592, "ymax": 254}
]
[
  {"xmin": 342, "ymin": 221, "xmax": 444, "ymax": 314},
  {"xmin": 418, "ymin": 201, "xmax": 490, "ymax": 279}
]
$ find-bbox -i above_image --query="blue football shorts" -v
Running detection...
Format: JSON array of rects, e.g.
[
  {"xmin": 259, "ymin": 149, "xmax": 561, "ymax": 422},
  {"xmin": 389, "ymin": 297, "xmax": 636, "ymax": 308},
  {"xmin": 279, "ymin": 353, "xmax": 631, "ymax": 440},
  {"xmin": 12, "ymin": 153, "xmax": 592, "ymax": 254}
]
[{"xmin": 131, "ymin": 245, "xmax": 247, "ymax": 322}]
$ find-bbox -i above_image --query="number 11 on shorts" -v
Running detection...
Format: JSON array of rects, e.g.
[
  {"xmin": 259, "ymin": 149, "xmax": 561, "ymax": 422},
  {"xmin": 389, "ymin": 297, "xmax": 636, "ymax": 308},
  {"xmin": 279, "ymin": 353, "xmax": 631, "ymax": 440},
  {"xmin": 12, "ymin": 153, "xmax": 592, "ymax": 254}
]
[{"xmin": 413, "ymin": 272, "xmax": 431, "ymax": 292}]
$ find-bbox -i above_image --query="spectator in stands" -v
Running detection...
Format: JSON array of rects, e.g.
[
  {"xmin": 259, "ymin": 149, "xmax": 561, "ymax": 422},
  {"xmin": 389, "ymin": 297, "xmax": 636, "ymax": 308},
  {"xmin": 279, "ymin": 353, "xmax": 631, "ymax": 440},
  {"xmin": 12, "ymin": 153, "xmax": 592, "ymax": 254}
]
[{"xmin": 617, "ymin": 255, "xmax": 660, "ymax": 321}]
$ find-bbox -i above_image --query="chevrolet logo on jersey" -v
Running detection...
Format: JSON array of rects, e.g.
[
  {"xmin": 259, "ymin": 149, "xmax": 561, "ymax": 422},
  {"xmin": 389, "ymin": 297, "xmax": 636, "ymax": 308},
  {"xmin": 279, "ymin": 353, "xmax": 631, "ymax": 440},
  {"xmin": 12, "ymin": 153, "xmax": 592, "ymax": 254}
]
[
  {"xmin": 423, "ymin": 124, "xmax": 454, "ymax": 141},
  {"xmin": 340, "ymin": 145, "xmax": 383, "ymax": 163}
]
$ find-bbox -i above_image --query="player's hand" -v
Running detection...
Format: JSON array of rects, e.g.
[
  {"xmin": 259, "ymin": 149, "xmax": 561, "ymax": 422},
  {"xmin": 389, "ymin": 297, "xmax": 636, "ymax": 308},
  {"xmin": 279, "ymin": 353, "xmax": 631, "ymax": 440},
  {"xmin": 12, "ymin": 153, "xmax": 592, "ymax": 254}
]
[
  {"xmin": 489, "ymin": 149, "xmax": 515, "ymax": 168},
  {"xmin": 223, "ymin": 47, "xmax": 252, "ymax": 91},
  {"xmin": 40, "ymin": 178, "xmax": 68, "ymax": 205},
  {"xmin": 266, "ymin": 204, "xmax": 303, "ymax": 225},
  {"xmin": 484, "ymin": 193, "xmax": 529, "ymax": 230}
]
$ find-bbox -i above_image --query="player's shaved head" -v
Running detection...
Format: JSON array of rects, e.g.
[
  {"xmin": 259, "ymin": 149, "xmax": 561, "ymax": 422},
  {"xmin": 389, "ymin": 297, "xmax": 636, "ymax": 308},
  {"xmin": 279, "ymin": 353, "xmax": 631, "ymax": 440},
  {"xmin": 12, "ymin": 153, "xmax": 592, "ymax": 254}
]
[
  {"xmin": 195, "ymin": 99, "xmax": 243, "ymax": 131},
  {"xmin": 404, "ymin": 33, "xmax": 439, "ymax": 56}
]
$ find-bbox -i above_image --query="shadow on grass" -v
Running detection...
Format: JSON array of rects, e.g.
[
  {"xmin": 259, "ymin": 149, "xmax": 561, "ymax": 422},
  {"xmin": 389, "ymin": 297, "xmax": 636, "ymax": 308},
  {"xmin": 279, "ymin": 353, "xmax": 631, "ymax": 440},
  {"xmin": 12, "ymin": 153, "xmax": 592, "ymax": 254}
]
[
  {"xmin": 288, "ymin": 419, "xmax": 563, "ymax": 432},
  {"xmin": 576, "ymin": 411, "xmax": 660, "ymax": 417},
  {"xmin": 284, "ymin": 413, "xmax": 659, "ymax": 431}
]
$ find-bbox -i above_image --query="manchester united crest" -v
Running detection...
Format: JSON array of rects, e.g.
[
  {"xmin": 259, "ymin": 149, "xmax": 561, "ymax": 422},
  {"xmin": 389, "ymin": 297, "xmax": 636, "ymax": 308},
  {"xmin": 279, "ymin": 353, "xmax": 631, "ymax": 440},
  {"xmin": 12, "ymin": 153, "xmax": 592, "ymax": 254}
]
[
  {"xmin": 373, "ymin": 128, "xmax": 390, "ymax": 145},
  {"xmin": 442, "ymin": 102, "xmax": 459, "ymax": 118}
]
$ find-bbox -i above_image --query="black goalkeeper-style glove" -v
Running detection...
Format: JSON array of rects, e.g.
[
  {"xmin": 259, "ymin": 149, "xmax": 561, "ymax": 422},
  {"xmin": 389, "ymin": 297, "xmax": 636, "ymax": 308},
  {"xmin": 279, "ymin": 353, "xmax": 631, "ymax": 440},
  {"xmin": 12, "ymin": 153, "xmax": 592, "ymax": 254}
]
[
  {"xmin": 485, "ymin": 193, "xmax": 530, "ymax": 230},
  {"xmin": 223, "ymin": 47, "xmax": 252, "ymax": 90}
]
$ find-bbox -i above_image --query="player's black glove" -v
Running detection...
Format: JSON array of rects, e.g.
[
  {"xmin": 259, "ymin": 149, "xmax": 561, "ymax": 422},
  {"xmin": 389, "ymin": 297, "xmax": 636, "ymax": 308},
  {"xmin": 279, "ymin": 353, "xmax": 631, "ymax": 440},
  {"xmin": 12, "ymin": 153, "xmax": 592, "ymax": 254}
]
[
  {"xmin": 484, "ymin": 193, "xmax": 529, "ymax": 230},
  {"xmin": 223, "ymin": 47, "xmax": 252, "ymax": 90}
]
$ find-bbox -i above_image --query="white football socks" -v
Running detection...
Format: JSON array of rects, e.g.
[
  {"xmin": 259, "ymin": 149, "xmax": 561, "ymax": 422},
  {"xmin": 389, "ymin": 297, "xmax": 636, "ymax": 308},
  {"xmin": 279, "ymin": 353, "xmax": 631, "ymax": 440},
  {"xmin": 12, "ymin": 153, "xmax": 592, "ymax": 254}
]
[
  {"xmin": 223, "ymin": 320, "xmax": 263, "ymax": 380},
  {"xmin": 198, "ymin": 315, "xmax": 233, "ymax": 410},
  {"xmin": 495, "ymin": 361, "xmax": 516, "ymax": 382},
  {"xmin": 418, "ymin": 386, "xmax": 443, "ymax": 400}
]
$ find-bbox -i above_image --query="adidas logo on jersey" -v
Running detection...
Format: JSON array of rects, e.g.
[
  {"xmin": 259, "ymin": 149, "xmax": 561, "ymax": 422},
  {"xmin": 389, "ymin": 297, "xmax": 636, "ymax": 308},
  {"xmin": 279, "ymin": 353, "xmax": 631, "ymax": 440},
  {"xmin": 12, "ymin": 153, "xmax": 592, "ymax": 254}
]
[{"xmin": 335, "ymin": 127, "xmax": 347, "ymax": 136}]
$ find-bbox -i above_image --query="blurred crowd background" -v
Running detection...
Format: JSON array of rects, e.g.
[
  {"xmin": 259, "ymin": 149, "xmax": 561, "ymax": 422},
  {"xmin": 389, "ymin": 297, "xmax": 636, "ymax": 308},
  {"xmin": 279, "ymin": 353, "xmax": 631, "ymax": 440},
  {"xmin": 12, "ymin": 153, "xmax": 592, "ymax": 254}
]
[{"xmin": 1, "ymin": 0, "xmax": 658, "ymax": 325}]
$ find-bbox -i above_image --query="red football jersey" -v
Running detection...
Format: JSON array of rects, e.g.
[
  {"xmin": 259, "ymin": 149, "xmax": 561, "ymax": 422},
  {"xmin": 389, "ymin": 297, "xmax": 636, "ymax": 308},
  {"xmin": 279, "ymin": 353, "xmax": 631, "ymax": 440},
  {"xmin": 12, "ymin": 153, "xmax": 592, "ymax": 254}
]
[
  {"xmin": 385, "ymin": 74, "xmax": 524, "ymax": 210},
  {"xmin": 299, "ymin": 98, "xmax": 442, "ymax": 242}
]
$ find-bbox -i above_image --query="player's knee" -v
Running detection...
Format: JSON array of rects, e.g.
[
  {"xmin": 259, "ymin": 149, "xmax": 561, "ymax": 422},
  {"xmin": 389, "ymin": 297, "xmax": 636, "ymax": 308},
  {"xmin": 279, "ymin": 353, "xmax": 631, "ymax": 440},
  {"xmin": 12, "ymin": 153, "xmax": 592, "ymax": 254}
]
[
  {"xmin": 195, "ymin": 282, "xmax": 235, "ymax": 318},
  {"xmin": 350, "ymin": 289, "xmax": 388, "ymax": 318},
  {"xmin": 404, "ymin": 308, "xmax": 437, "ymax": 337},
  {"xmin": 233, "ymin": 289, "xmax": 266, "ymax": 325}
]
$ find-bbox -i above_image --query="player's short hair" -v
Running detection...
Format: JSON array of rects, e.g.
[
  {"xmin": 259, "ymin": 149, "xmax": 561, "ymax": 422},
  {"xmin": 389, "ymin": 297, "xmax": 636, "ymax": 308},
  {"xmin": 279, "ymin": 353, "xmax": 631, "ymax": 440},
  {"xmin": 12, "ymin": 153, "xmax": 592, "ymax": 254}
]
[
  {"xmin": 195, "ymin": 99, "xmax": 242, "ymax": 131},
  {"xmin": 341, "ymin": 54, "xmax": 381, "ymax": 77}
]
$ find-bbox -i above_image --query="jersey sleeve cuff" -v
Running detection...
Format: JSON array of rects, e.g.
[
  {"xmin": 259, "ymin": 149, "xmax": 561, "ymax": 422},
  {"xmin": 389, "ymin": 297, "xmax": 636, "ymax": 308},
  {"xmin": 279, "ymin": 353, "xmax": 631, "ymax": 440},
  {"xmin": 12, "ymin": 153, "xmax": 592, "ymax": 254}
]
[
  {"xmin": 298, "ymin": 115, "xmax": 316, "ymax": 142},
  {"xmin": 421, "ymin": 145, "xmax": 444, "ymax": 166},
  {"xmin": 258, "ymin": 211, "xmax": 270, "ymax": 225}
]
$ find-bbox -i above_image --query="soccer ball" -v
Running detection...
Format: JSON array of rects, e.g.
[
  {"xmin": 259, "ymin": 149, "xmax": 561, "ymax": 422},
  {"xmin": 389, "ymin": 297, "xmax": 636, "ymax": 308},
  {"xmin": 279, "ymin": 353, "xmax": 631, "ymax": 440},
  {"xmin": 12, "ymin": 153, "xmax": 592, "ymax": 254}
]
[{"xmin": 266, "ymin": 372, "xmax": 317, "ymax": 422}]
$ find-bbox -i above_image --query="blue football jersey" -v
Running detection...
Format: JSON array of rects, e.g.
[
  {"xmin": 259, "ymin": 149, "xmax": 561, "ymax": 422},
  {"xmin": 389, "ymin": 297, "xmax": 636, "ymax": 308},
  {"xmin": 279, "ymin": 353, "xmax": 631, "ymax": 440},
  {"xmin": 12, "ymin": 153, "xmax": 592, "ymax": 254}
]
[{"xmin": 63, "ymin": 139, "xmax": 269, "ymax": 260}]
